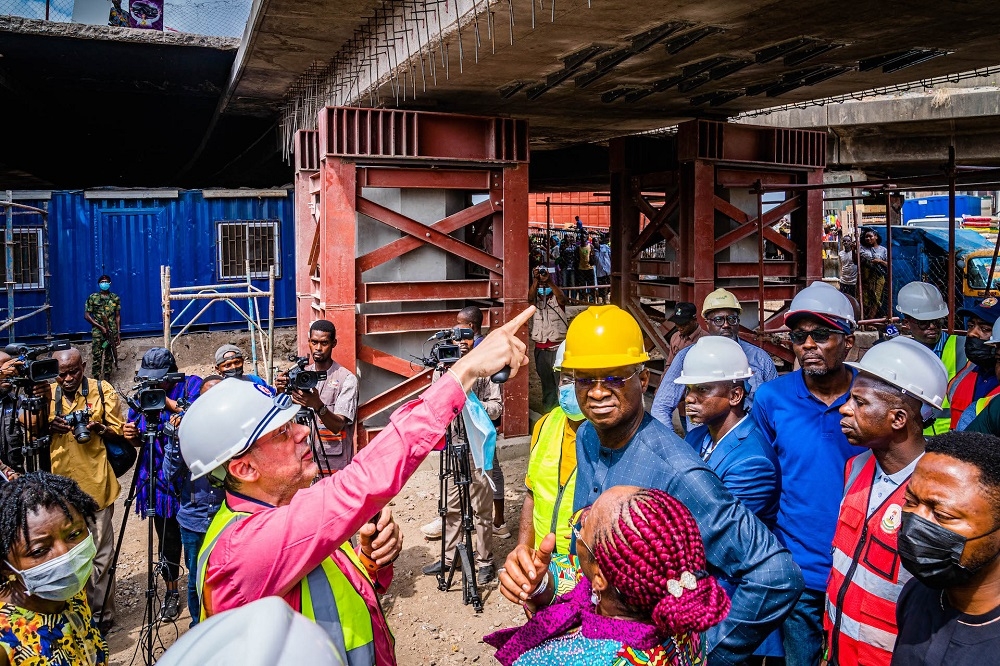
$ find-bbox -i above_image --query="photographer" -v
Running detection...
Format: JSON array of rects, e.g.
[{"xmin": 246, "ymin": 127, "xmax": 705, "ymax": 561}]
[
  {"xmin": 421, "ymin": 323, "xmax": 504, "ymax": 585},
  {"xmin": 214, "ymin": 344, "xmax": 270, "ymax": 389},
  {"xmin": 274, "ymin": 320, "xmax": 358, "ymax": 473},
  {"xmin": 529, "ymin": 265, "xmax": 568, "ymax": 413},
  {"xmin": 123, "ymin": 348, "xmax": 203, "ymax": 623},
  {"xmin": 0, "ymin": 351, "xmax": 25, "ymax": 473},
  {"xmin": 48, "ymin": 348, "xmax": 127, "ymax": 633},
  {"xmin": 181, "ymin": 306, "xmax": 534, "ymax": 666}
]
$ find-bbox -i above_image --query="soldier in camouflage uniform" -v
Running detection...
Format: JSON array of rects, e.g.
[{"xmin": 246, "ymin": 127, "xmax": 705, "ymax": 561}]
[{"xmin": 84, "ymin": 274, "xmax": 121, "ymax": 381}]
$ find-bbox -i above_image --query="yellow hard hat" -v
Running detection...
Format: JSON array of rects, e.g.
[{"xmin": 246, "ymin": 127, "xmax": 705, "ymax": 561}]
[
  {"xmin": 561, "ymin": 305, "xmax": 650, "ymax": 370},
  {"xmin": 702, "ymin": 288, "xmax": 742, "ymax": 316}
]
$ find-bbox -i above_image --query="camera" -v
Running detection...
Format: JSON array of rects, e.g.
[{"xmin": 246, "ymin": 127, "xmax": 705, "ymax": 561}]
[
  {"xmin": 421, "ymin": 327, "xmax": 475, "ymax": 367},
  {"xmin": 132, "ymin": 372, "xmax": 185, "ymax": 413},
  {"xmin": 285, "ymin": 355, "xmax": 327, "ymax": 393},
  {"xmin": 3, "ymin": 341, "xmax": 71, "ymax": 384},
  {"xmin": 63, "ymin": 408, "xmax": 93, "ymax": 443}
]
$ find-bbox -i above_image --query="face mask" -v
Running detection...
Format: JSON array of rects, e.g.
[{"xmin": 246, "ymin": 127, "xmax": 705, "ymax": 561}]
[
  {"xmin": 221, "ymin": 368, "xmax": 244, "ymax": 379},
  {"xmin": 98, "ymin": 282, "xmax": 110, "ymax": 292},
  {"xmin": 6, "ymin": 534, "xmax": 96, "ymax": 601},
  {"xmin": 965, "ymin": 336, "xmax": 996, "ymax": 368},
  {"xmin": 538, "ymin": 287, "xmax": 553, "ymax": 298},
  {"xmin": 558, "ymin": 383, "xmax": 585, "ymax": 421},
  {"xmin": 897, "ymin": 512, "xmax": 1000, "ymax": 589}
]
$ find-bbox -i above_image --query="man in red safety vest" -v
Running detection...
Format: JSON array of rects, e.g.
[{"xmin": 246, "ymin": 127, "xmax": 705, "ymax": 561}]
[
  {"xmin": 824, "ymin": 337, "xmax": 949, "ymax": 665},
  {"xmin": 946, "ymin": 299, "xmax": 1000, "ymax": 429}
]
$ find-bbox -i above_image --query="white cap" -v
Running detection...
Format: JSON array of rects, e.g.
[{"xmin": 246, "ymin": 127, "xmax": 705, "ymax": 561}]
[
  {"xmin": 179, "ymin": 378, "xmax": 300, "ymax": 480},
  {"xmin": 786, "ymin": 280, "xmax": 856, "ymax": 329},
  {"xmin": 897, "ymin": 281, "xmax": 949, "ymax": 320},
  {"xmin": 673, "ymin": 336, "xmax": 754, "ymax": 385},
  {"xmin": 846, "ymin": 337, "xmax": 949, "ymax": 409},
  {"xmin": 156, "ymin": 597, "xmax": 345, "ymax": 666}
]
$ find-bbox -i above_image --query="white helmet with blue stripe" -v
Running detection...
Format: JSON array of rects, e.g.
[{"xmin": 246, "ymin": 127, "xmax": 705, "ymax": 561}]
[{"xmin": 179, "ymin": 377, "xmax": 300, "ymax": 480}]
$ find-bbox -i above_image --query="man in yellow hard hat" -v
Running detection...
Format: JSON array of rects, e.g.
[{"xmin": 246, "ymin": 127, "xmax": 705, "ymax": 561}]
[
  {"xmin": 652, "ymin": 288, "xmax": 778, "ymax": 432},
  {"xmin": 498, "ymin": 305, "xmax": 803, "ymax": 664}
]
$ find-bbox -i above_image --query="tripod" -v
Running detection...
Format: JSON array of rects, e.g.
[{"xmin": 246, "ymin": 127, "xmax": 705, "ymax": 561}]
[
  {"xmin": 11, "ymin": 383, "xmax": 52, "ymax": 473},
  {"xmin": 435, "ymin": 428, "xmax": 483, "ymax": 612}
]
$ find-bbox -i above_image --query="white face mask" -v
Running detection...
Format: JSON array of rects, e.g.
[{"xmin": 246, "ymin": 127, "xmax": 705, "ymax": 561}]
[{"xmin": 6, "ymin": 533, "xmax": 96, "ymax": 601}]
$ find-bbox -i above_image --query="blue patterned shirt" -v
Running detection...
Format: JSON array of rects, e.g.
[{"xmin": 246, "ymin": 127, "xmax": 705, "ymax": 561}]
[{"xmin": 574, "ymin": 414, "xmax": 802, "ymax": 665}]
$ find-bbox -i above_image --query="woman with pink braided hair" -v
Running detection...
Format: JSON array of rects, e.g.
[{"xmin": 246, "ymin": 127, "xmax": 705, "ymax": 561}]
[{"xmin": 485, "ymin": 485, "xmax": 730, "ymax": 665}]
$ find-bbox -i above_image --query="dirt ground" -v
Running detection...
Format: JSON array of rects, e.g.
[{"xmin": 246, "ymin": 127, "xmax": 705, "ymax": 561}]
[{"xmin": 96, "ymin": 326, "xmax": 542, "ymax": 665}]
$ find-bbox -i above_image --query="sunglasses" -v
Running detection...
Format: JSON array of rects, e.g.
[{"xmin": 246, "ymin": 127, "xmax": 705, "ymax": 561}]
[
  {"xmin": 789, "ymin": 327, "xmax": 843, "ymax": 345},
  {"xmin": 909, "ymin": 318, "xmax": 944, "ymax": 331},
  {"xmin": 574, "ymin": 367, "xmax": 642, "ymax": 390},
  {"xmin": 707, "ymin": 314, "xmax": 740, "ymax": 326},
  {"xmin": 570, "ymin": 507, "xmax": 594, "ymax": 554}
]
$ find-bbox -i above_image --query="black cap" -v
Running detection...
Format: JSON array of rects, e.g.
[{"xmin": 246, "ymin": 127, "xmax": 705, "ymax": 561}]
[
  {"xmin": 138, "ymin": 347, "xmax": 177, "ymax": 380},
  {"xmin": 668, "ymin": 302, "xmax": 698, "ymax": 325}
]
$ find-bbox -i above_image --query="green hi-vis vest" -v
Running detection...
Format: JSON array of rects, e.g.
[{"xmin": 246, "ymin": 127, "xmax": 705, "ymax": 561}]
[
  {"xmin": 925, "ymin": 334, "xmax": 960, "ymax": 437},
  {"xmin": 526, "ymin": 409, "xmax": 578, "ymax": 553},
  {"xmin": 197, "ymin": 502, "xmax": 378, "ymax": 666}
]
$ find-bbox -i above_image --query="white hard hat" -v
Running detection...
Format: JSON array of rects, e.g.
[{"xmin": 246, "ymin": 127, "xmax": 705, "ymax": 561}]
[
  {"xmin": 989, "ymin": 315, "xmax": 1000, "ymax": 345},
  {"xmin": 157, "ymin": 597, "xmax": 345, "ymax": 666},
  {"xmin": 673, "ymin": 336, "xmax": 754, "ymax": 385},
  {"xmin": 897, "ymin": 281, "xmax": 949, "ymax": 320},
  {"xmin": 179, "ymin": 378, "xmax": 300, "ymax": 480},
  {"xmin": 553, "ymin": 340, "xmax": 567, "ymax": 371},
  {"xmin": 846, "ymin": 337, "xmax": 948, "ymax": 409},
  {"xmin": 786, "ymin": 280, "xmax": 856, "ymax": 329}
]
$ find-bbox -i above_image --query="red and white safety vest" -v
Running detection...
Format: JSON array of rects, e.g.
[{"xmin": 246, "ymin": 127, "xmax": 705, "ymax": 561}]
[{"xmin": 824, "ymin": 451, "xmax": 912, "ymax": 666}]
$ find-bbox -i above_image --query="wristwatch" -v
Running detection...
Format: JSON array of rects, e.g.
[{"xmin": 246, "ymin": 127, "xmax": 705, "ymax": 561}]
[{"xmin": 317, "ymin": 405, "xmax": 329, "ymax": 417}]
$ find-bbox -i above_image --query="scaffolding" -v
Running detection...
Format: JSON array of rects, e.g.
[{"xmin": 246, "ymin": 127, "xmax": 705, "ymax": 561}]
[
  {"xmin": 160, "ymin": 264, "xmax": 276, "ymax": 381},
  {"xmin": 0, "ymin": 192, "xmax": 52, "ymax": 342}
]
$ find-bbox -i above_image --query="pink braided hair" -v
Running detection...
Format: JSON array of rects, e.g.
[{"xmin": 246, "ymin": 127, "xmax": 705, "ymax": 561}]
[{"xmin": 591, "ymin": 488, "xmax": 731, "ymax": 636}]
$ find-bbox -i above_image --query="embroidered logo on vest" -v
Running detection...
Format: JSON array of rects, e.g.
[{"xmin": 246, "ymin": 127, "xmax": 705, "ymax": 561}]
[{"xmin": 881, "ymin": 504, "xmax": 903, "ymax": 534}]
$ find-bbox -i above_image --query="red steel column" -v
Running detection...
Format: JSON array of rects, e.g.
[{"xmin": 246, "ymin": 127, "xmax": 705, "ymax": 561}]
[
  {"xmin": 692, "ymin": 159, "xmax": 716, "ymax": 316},
  {"xmin": 804, "ymin": 168, "xmax": 825, "ymax": 286},
  {"xmin": 320, "ymin": 159, "xmax": 358, "ymax": 373},
  {"xmin": 293, "ymin": 169, "xmax": 316, "ymax": 357},
  {"xmin": 609, "ymin": 138, "xmax": 640, "ymax": 308},
  {"xmin": 500, "ymin": 163, "xmax": 529, "ymax": 437}
]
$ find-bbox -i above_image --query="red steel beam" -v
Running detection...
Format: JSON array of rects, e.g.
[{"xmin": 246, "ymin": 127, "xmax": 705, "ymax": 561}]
[
  {"xmin": 356, "ymin": 370, "xmax": 434, "ymax": 422},
  {"xmin": 362, "ymin": 309, "xmax": 466, "ymax": 334},
  {"xmin": 357, "ymin": 344, "xmax": 421, "ymax": 377},
  {"xmin": 726, "ymin": 285, "xmax": 797, "ymax": 301},
  {"xmin": 357, "ymin": 197, "xmax": 502, "ymax": 273},
  {"xmin": 319, "ymin": 158, "xmax": 358, "ymax": 373},
  {"xmin": 714, "ymin": 196, "xmax": 800, "ymax": 255},
  {"xmin": 691, "ymin": 159, "xmax": 716, "ymax": 315},
  {"xmin": 293, "ymin": 169, "xmax": 316, "ymax": 356},
  {"xmin": 805, "ymin": 168, "xmax": 825, "ymax": 284},
  {"xmin": 636, "ymin": 283, "xmax": 681, "ymax": 300},
  {"xmin": 363, "ymin": 279, "xmax": 494, "ymax": 303},
  {"xmin": 630, "ymin": 193, "xmax": 680, "ymax": 256},
  {"xmin": 356, "ymin": 198, "xmax": 498, "ymax": 274},
  {"xmin": 635, "ymin": 260, "xmax": 677, "ymax": 276},
  {"xmin": 716, "ymin": 261, "xmax": 797, "ymax": 278},
  {"xmin": 358, "ymin": 168, "xmax": 493, "ymax": 190}
]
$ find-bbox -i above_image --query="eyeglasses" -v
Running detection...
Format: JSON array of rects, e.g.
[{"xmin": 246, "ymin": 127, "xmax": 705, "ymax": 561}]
[
  {"xmin": 574, "ymin": 367, "xmax": 643, "ymax": 390},
  {"xmin": 789, "ymin": 327, "xmax": 843, "ymax": 345},
  {"xmin": 559, "ymin": 375, "xmax": 575, "ymax": 387},
  {"xmin": 707, "ymin": 314, "xmax": 740, "ymax": 326},
  {"xmin": 909, "ymin": 318, "xmax": 944, "ymax": 331},
  {"xmin": 570, "ymin": 507, "xmax": 594, "ymax": 554}
]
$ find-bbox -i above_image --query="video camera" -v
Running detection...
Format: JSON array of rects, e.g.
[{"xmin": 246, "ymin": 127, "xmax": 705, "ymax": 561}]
[
  {"xmin": 131, "ymin": 373, "xmax": 185, "ymax": 413},
  {"xmin": 3, "ymin": 341, "xmax": 71, "ymax": 383},
  {"xmin": 285, "ymin": 355, "xmax": 327, "ymax": 393},
  {"xmin": 421, "ymin": 327, "xmax": 475, "ymax": 367}
]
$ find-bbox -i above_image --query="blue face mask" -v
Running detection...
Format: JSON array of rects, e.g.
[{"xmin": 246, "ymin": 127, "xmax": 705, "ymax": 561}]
[
  {"xmin": 99, "ymin": 281, "xmax": 111, "ymax": 292},
  {"xmin": 558, "ymin": 383, "xmax": 585, "ymax": 421},
  {"xmin": 538, "ymin": 287, "xmax": 553, "ymax": 298}
]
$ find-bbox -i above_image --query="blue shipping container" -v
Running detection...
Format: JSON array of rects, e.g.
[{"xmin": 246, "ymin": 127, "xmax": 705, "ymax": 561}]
[
  {"xmin": 902, "ymin": 194, "xmax": 983, "ymax": 223},
  {"xmin": 3, "ymin": 189, "xmax": 296, "ymax": 341}
]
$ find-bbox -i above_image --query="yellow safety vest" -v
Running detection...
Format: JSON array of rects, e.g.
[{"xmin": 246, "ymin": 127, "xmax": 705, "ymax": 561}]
[
  {"xmin": 526, "ymin": 410, "xmax": 578, "ymax": 553},
  {"xmin": 925, "ymin": 334, "xmax": 960, "ymax": 436},
  {"xmin": 197, "ymin": 502, "xmax": 378, "ymax": 666}
]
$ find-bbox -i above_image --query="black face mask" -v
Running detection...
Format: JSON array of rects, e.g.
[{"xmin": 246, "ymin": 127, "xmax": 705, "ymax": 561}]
[
  {"xmin": 221, "ymin": 368, "xmax": 244, "ymax": 379},
  {"xmin": 898, "ymin": 511, "xmax": 1000, "ymax": 589},
  {"xmin": 965, "ymin": 336, "xmax": 997, "ymax": 368}
]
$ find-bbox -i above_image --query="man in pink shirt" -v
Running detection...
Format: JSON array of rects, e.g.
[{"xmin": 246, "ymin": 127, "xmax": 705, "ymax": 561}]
[{"xmin": 178, "ymin": 307, "xmax": 533, "ymax": 666}]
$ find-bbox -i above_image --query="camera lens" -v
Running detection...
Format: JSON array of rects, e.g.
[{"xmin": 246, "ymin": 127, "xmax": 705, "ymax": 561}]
[{"xmin": 74, "ymin": 422, "xmax": 91, "ymax": 443}]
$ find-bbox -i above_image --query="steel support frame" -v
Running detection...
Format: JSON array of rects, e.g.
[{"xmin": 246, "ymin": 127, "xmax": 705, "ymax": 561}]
[
  {"xmin": 294, "ymin": 109, "xmax": 529, "ymax": 449},
  {"xmin": 610, "ymin": 120, "xmax": 826, "ymax": 366}
]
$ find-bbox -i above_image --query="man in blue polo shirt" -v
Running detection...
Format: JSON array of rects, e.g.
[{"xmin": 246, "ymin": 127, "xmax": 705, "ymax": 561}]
[
  {"xmin": 752, "ymin": 281, "xmax": 867, "ymax": 666},
  {"xmin": 652, "ymin": 288, "xmax": 778, "ymax": 431}
]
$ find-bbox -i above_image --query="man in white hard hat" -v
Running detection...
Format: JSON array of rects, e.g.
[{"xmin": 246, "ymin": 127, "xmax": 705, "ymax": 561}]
[
  {"xmin": 897, "ymin": 281, "xmax": 962, "ymax": 435},
  {"xmin": 751, "ymin": 281, "xmax": 866, "ymax": 666},
  {"xmin": 675, "ymin": 335, "xmax": 783, "ymax": 661},
  {"xmin": 180, "ymin": 307, "xmax": 534, "ymax": 666},
  {"xmin": 825, "ymin": 337, "xmax": 948, "ymax": 666},
  {"xmin": 652, "ymin": 287, "xmax": 778, "ymax": 432}
]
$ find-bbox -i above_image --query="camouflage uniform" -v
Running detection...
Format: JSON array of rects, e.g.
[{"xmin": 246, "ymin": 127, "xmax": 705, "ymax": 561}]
[{"xmin": 85, "ymin": 291, "xmax": 121, "ymax": 381}]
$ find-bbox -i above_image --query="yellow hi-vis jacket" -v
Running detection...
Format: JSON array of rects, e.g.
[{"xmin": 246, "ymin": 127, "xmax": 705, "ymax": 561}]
[{"xmin": 527, "ymin": 409, "xmax": 578, "ymax": 552}]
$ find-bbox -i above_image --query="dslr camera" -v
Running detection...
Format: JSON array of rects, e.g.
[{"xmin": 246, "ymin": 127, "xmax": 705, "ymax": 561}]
[
  {"xmin": 63, "ymin": 408, "xmax": 94, "ymax": 443},
  {"xmin": 285, "ymin": 355, "xmax": 327, "ymax": 394},
  {"xmin": 3, "ymin": 341, "xmax": 71, "ymax": 384},
  {"xmin": 422, "ymin": 327, "xmax": 475, "ymax": 367}
]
